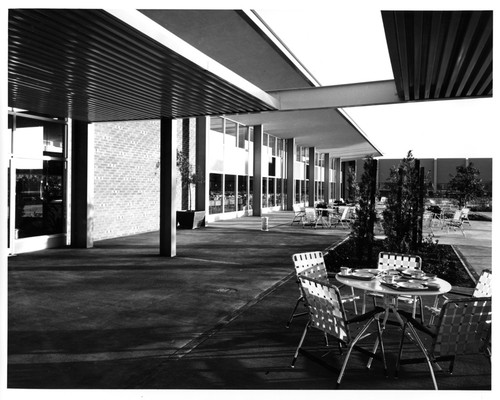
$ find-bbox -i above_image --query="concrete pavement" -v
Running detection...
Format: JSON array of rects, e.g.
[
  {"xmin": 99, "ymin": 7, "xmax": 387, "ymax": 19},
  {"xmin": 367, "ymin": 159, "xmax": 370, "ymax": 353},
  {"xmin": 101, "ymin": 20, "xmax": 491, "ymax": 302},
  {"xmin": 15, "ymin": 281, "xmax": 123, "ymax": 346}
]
[{"xmin": 7, "ymin": 211, "xmax": 492, "ymax": 392}]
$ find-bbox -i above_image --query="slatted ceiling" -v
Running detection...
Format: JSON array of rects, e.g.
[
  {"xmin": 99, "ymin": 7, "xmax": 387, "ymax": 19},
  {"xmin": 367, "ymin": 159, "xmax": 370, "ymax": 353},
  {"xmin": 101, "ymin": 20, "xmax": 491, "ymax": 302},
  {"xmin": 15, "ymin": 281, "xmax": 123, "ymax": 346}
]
[
  {"xmin": 382, "ymin": 10, "xmax": 493, "ymax": 101},
  {"xmin": 8, "ymin": 9, "xmax": 277, "ymax": 122}
]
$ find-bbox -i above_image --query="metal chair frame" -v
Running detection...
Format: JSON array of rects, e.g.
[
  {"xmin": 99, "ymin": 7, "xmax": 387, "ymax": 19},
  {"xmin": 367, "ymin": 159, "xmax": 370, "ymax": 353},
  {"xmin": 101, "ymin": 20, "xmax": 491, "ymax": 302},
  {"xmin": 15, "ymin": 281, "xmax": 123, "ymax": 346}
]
[
  {"xmin": 396, "ymin": 297, "xmax": 492, "ymax": 390},
  {"xmin": 287, "ymin": 251, "xmax": 359, "ymax": 328},
  {"xmin": 291, "ymin": 276, "xmax": 387, "ymax": 387},
  {"xmin": 366, "ymin": 252, "xmax": 424, "ymax": 320},
  {"xmin": 426, "ymin": 269, "xmax": 492, "ymax": 325}
]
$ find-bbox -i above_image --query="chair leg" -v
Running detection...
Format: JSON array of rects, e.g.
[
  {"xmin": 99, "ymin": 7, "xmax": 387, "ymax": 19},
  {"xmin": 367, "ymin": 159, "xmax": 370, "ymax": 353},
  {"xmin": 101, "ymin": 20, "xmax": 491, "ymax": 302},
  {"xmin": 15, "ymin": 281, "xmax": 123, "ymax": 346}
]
[
  {"xmin": 291, "ymin": 321, "xmax": 310, "ymax": 368},
  {"xmin": 286, "ymin": 295, "xmax": 304, "ymax": 328},
  {"xmin": 337, "ymin": 317, "xmax": 378, "ymax": 387},
  {"xmin": 402, "ymin": 322, "xmax": 439, "ymax": 390}
]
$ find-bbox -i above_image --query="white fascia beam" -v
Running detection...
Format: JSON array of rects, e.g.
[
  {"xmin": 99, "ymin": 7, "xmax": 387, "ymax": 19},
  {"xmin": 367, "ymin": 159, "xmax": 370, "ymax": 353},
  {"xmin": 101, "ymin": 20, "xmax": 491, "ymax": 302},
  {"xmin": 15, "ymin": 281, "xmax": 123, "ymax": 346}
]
[
  {"xmin": 269, "ymin": 80, "xmax": 402, "ymax": 111},
  {"xmin": 105, "ymin": 9, "xmax": 280, "ymax": 111}
]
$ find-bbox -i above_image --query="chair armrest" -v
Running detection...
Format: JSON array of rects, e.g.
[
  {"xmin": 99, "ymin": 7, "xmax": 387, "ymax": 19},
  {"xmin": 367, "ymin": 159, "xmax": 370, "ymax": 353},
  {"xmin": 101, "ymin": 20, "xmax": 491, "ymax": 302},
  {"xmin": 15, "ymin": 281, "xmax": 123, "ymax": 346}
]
[
  {"xmin": 398, "ymin": 310, "xmax": 437, "ymax": 338},
  {"xmin": 448, "ymin": 286, "xmax": 475, "ymax": 296},
  {"xmin": 346, "ymin": 306, "xmax": 385, "ymax": 324}
]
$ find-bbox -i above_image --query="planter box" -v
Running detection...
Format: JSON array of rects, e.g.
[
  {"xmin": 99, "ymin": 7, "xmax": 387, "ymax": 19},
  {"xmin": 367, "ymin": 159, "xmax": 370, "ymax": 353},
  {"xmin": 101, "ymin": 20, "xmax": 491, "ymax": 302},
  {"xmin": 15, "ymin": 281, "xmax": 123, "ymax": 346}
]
[{"xmin": 177, "ymin": 210, "xmax": 206, "ymax": 229}]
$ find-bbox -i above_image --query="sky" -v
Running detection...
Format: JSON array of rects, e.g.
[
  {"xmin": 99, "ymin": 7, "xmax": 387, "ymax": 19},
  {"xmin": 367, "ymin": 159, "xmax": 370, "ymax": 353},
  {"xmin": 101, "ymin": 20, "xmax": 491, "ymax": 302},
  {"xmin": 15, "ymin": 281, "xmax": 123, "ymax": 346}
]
[{"xmin": 255, "ymin": 3, "xmax": 498, "ymax": 159}]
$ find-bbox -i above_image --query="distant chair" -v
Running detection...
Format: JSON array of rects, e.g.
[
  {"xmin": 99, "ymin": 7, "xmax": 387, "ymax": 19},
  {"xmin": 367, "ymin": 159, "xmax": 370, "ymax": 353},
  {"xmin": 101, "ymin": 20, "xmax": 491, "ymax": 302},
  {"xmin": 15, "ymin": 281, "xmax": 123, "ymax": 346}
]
[
  {"xmin": 443, "ymin": 210, "xmax": 465, "ymax": 236},
  {"xmin": 460, "ymin": 207, "xmax": 471, "ymax": 225},
  {"xmin": 396, "ymin": 297, "xmax": 492, "ymax": 390},
  {"xmin": 291, "ymin": 204, "xmax": 306, "ymax": 225},
  {"xmin": 291, "ymin": 275, "xmax": 387, "ymax": 388},
  {"xmin": 301, "ymin": 207, "xmax": 319, "ymax": 228},
  {"xmin": 331, "ymin": 207, "xmax": 353, "ymax": 228},
  {"xmin": 287, "ymin": 251, "xmax": 359, "ymax": 328}
]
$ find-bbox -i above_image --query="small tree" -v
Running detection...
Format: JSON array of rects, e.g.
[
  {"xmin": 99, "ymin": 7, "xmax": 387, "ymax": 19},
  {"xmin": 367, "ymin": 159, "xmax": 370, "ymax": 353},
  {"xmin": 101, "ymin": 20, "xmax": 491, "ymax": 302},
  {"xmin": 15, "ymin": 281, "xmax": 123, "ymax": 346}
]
[
  {"xmin": 447, "ymin": 163, "xmax": 485, "ymax": 208},
  {"xmin": 176, "ymin": 150, "xmax": 204, "ymax": 211},
  {"xmin": 350, "ymin": 156, "xmax": 378, "ymax": 263},
  {"xmin": 382, "ymin": 151, "xmax": 426, "ymax": 253}
]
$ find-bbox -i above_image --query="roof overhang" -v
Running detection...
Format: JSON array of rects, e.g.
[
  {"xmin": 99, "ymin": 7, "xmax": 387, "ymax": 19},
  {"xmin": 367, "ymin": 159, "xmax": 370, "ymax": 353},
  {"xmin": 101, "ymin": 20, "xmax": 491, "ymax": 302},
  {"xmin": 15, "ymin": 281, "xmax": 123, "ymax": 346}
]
[
  {"xmin": 382, "ymin": 10, "xmax": 493, "ymax": 101},
  {"xmin": 224, "ymin": 107, "xmax": 382, "ymax": 158},
  {"xmin": 8, "ymin": 9, "xmax": 278, "ymax": 122}
]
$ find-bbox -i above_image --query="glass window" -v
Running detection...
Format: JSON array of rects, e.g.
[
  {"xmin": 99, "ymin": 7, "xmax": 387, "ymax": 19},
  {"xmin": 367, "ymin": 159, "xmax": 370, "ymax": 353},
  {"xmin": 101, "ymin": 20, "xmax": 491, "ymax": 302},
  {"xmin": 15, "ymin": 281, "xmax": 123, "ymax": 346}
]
[
  {"xmin": 238, "ymin": 125, "xmax": 247, "ymax": 149},
  {"xmin": 14, "ymin": 117, "xmax": 65, "ymax": 157},
  {"xmin": 249, "ymin": 176, "xmax": 254, "ymax": 207},
  {"xmin": 210, "ymin": 116, "xmax": 224, "ymax": 133},
  {"xmin": 268, "ymin": 157, "xmax": 276, "ymax": 177},
  {"xmin": 15, "ymin": 159, "xmax": 65, "ymax": 238},
  {"xmin": 225, "ymin": 120, "xmax": 237, "ymax": 147},
  {"xmin": 269, "ymin": 135, "xmax": 276, "ymax": 156},
  {"xmin": 283, "ymin": 178, "xmax": 288, "ymax": 206},
  {"xmin": 224, "ymin": 174, "xmax": 236, "ymax": 212},
  {"xmin": 238, "ymin": 175, "xmax": 247, "ymax": 211},
  {"xmin": 268, "ymin": 177, "xmax": 275, "ymax": 207},
  {"xmin": 295, "ymin": 179, "xmax": 301, "ymax": 203},
  {"xmin": 209, "ymin": 173, "xmax": 223, "ymax": 214},
  {"xmin": 296, "ymin": 145, "xmax": 301, "ymax": 162},
  {"xmin": 262, "ymin": 177, "xmax": 268, "ymax": 208}
]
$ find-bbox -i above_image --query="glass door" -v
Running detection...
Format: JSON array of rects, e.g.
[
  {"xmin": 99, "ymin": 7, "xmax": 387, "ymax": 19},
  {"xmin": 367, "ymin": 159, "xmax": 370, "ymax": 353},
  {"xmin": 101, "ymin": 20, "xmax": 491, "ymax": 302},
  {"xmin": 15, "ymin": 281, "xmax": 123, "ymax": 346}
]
[{"xmin": 8, "ymin": 112, "xmax": 67, "ymax": 253}]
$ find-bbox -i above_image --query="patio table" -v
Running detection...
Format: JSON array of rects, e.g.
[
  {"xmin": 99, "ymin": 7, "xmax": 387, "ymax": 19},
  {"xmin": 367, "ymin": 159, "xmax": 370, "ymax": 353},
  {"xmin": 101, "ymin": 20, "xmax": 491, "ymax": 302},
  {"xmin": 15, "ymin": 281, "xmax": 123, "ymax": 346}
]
[{"xmin": 336, "ymin": 269, "xmax": 451, "ymax": 367}]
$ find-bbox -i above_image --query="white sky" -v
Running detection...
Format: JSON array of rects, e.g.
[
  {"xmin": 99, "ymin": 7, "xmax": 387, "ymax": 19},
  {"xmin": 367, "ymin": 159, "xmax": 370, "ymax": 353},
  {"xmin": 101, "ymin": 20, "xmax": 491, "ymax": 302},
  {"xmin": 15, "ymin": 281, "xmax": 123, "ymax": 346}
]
[{"xmin": 255, "ymin": 2, "xmax": 498, "ymax": 160}]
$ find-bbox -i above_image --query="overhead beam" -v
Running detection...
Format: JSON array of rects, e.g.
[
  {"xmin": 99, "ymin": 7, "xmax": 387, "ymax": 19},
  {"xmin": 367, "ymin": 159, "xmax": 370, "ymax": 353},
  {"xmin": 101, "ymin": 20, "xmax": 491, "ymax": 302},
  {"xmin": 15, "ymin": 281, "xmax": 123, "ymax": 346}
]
[{"xmin": 268, "ymin": 80, "xmax": 402, "ymax": 111}]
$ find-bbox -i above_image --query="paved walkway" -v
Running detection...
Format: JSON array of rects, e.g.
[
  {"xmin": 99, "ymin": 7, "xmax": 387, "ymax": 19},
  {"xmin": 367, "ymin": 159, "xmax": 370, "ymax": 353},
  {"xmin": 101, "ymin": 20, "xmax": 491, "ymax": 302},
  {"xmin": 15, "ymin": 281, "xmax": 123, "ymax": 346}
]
[{"xmin": 6, "ymin": 211, "xmax": 492, "ymax": 395}]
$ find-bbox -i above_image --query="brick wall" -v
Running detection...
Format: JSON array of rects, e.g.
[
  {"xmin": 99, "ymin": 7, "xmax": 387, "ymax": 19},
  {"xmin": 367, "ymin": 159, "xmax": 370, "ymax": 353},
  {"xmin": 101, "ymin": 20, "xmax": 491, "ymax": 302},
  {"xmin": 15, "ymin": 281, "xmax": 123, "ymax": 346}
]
[
  {"xmin": 94, "ymin": 120, "xmax": 159, "ymax": 241},
  {"xmin": 93, "ymin": 119, "xmax": 192, "ymax": 241}
]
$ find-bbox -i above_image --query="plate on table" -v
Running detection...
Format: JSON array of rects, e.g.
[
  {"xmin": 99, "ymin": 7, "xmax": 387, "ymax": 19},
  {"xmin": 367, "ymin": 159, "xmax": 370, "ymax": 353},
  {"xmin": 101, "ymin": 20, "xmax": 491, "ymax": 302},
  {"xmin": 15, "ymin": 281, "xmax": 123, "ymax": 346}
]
[
  {"xmin": 350, "ymin": 272, "xmax": 376, "ymax": 280},
  {"xmin": 397, "ymin": 281, "xmax": 425, "ymax": 289},
  {"xmin": 338, "ymin": 271, "xmax": 375, "ymax": 280},
  {"xmin": 356, "ymin": 268, "xmax": 379, "ymax": 275},
  {"xmin": 401, "ymin": 269, "xmax": 425, "ymax": 278}
]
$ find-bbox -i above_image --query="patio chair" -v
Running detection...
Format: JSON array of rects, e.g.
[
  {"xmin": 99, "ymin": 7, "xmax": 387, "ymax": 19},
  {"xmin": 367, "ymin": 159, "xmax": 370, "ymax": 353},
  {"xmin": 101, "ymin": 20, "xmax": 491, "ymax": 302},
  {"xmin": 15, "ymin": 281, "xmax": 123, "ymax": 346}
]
[
  {"xmin": 423, "ymin": 210, "xmax": 440, "ymax": 233},
  {"xmin": 301, "ymin": 207, "xmax": 319, "ymax": 228},
  {"xmin": 287, "ymin": 251, "xmax": 359, "ymax": 328},
  {"xmin": 425, "ymin": 269, "xmax": 492, "ymax": 325},
  {"xmin": 331, "ymin": 207, "xmax": 353, "ymax": 228},
  {"xmin": 291, "ymin": 275, "xmax": 387, "ymax": 388},
  {"xmin": 395, "ymin": 297, "xmax": 492, "ymax": 390},
  {"xmin": 443, "ymin": 210, "xmax": 465, "ymax": 236},
  {"xmin": 291, "ymin": 204, "xmax": 306, "ymax": 225},
  {"xmin": 365, "ymin": 252, "xmax": 424, "ymax": 320},
  {"xmin": 460, "ymin": 207, "xmax": 471, "ymax": 225}
]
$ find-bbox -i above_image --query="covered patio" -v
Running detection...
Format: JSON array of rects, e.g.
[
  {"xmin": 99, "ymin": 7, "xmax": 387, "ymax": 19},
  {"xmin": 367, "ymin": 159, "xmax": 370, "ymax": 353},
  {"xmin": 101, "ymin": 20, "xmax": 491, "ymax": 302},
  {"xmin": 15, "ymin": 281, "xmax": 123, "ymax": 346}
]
[{"xmin": 8, "ymin": 211, "xmax": 491, "ymax": 390}]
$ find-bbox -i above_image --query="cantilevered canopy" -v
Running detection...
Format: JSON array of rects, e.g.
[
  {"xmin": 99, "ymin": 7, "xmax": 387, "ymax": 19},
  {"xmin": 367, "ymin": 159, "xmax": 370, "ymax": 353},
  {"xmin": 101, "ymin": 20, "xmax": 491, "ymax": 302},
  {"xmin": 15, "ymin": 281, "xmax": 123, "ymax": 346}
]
[
  {"xmin": 8, "ymin": 9, "xmax": 278, "ymax": 122},
  {"xmin": 225, "ymin": 108, "xmax": 382, "ymax": 158},
  {"xmin": 382, "ymin": 10, "xmax": 493, "ymax": 101}
]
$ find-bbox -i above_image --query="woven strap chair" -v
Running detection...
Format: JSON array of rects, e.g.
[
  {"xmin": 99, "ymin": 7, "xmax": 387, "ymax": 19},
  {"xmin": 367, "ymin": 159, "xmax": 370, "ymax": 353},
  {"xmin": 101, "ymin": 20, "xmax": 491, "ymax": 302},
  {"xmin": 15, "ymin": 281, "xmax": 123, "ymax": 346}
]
[
  {"xmin": 286, "ymin": 251, "xmax": 359, "ymax": 328},
  {"xmin": 396, "ymin": 297, "xmax": 492, "ymax": 390},
  {"xmin": 291, "ymin": 276, "xmax": 387, "ymax": 387},
  {"xmin": 426, "ymin": 269, "xmax": 492, "ymax": 325},
  {"xmin": 365, "ymin": 252, "xmax": 424, "ymax": 320}
]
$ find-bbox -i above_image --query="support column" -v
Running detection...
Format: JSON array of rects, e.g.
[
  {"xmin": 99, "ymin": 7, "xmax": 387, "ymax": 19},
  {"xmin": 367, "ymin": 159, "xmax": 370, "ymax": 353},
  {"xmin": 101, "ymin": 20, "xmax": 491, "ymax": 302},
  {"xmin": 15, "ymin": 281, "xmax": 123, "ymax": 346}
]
[
  {"xmin": 323, "ymin": 153, "xmax": 331, "ymax": 203},
  {"xmin": 71, "ymin": 120, "xmax": 94, "ymax": 248},
  {"xmin": 286, "ymin": 139, "xmax": 296, "ymax": 210},
  {"xmin": 253, "ymin": 125, "xmax": 263, "ymax": 216},
  {"xmin": 195, "ymin": 116, "xmax": 208, "ymax": 213},
  {"xmin": 334, "ymin": 158, "xmax": 341, "ymax": 200},
  {"xmin": 159, "ymin": 117, "xmax": 177, "ymax": 257},
  {"xmin": 308, "ymin": 147, "xmax": 315, "ymax": 206}
]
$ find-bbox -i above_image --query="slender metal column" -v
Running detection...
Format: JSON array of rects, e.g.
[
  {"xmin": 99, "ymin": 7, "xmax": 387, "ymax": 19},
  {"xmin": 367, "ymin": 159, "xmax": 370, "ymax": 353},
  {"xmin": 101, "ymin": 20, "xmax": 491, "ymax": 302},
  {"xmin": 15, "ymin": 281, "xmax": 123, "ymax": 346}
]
[
  {"xmin": 323, "ymin": 153, "xmax": 331, "ymax": 202},
  {"xmin": 253, "ymin": 125, "xmax": 263, "ymax": 216},
  {"xmin": 308, "ymin": 147, "xmax": 315, "ymax": 206},
  {"xmin": 71, "ymin": 120, "xmax": 94, "ymax": 248},
  {"xmin": 195, "ymin": 116, "xmax": 208, "ymax": 213},
  {"xmin": 159, "ymin": 117, "xmax": 177, "ymax": 257},
  {"xmin": 286, "ymin": 139, "xmax": 296, "ymax": 210}
]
